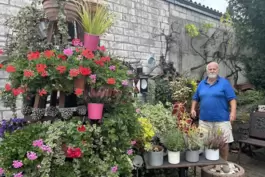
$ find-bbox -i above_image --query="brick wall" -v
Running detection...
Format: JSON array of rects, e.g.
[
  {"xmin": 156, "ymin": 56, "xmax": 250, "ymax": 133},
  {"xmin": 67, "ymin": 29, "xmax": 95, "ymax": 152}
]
[{"xmin": 0, "ymin": 0, "xmax": 222, "ymax": 119}]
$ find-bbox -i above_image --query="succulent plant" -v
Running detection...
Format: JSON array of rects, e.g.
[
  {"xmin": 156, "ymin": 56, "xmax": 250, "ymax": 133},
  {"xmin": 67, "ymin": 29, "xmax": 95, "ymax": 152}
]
[
  {"xmin": 46, "ymin": 106, "xmax": 59, "ymax": 117},
  {"xmin": 31, "ymin": 108, "xmax": 45, "ymax": 120},
  {"xmin": 76, "ymin": 105, "xmax": 87, "ymax": 116},
  {"xmin": 21, "ymin": 105, "xmax": 33, "ymax": 116},
  {"xmin": 60, "ymin": 109, "xmax": 73, "ymax": 120}
]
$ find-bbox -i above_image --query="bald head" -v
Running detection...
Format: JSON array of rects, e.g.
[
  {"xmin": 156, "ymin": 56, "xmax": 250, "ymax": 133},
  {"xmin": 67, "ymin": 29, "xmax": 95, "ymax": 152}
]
[{"xmin": 206, "ymin": 62, "xmax": 219, "ymax": 79}]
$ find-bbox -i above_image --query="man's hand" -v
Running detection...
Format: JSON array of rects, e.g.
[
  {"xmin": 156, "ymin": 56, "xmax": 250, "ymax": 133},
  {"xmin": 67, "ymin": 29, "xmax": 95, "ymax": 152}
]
[
  {"xmin": 191, "ymin": 109, "xmax": 196, "ymax": 118},
  {"xmin": 230, "ymin": 112, "xmax": 236, "ymax": 122}
]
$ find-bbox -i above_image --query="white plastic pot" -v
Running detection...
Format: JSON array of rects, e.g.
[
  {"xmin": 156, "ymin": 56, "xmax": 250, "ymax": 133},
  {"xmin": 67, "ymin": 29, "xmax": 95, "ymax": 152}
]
[
  {"xmin": 168, "ymin": 150, "xmax": 180, "ymax": 164},
  {"xmin": 205, "ymin": 148, "xmax": 219, "ymax": 161}
]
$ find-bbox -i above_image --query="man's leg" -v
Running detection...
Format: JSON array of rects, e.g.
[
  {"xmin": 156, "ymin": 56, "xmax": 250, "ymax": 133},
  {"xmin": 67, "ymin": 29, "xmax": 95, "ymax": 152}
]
[
  {"xmin": 217, "ymin": 121, "xmax": 234, "ymax": 161},
  {"xmin": 220, "ymin": 143, "xmax": 229, "ymax": 161}
]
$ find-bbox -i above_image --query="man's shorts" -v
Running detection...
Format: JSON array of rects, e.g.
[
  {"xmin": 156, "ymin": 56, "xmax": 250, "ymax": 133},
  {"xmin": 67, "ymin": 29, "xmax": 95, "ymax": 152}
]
[{"xmin": 198, "ymin": 120, "xmax": 234, "ymax": 144}]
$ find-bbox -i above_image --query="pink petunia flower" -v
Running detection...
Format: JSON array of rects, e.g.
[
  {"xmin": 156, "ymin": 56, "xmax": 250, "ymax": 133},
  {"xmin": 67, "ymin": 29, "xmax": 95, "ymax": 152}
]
[
  {"xmin": 111, "ymin": 165, "xmax": 118, "ymax": 173},
  {"xmin": 63, "ymin": 48, "xmax": 73, "ymax": 56},
  {"xmin": 13, "ymin": 172, "xmax": 23, "ymax": 177},
  {"xmin": 33, "ymin": 139, "xmax": 43, "ymax": 147},
  {"xmin": 12, "ymin": 160, "xmax": 23, "ymax": 168},
  {"xmin": 127, "ymin": 149, "xmax": 133, "ymax": 155},
  {"xmin": 0, "ymin": 168, "xmax": 4, "ymax": 175},
  {"xmin": 131, "ymin": 140, "xmax": 136, "ymax": 145},
  {"xmin": 37, "ymin": 165, "xmax": 41, "ymax": 169},
  {"xmin": 40, "ymin": 145, "xmax": 52, "ymax": 153},
  {"xmin": 136, "ymin": 108, "xmax": 140, "ymax": 113},
  {"xmin": 27, "ymin": 152, "xmax": 38, "ymax": 160},
  {"xmin": 109, "ymin": 65, "xmax": 116, "ymax": 71},
  {"xmin": 122, "ymin": 80, "xmax": 128, "ymax": 86}
]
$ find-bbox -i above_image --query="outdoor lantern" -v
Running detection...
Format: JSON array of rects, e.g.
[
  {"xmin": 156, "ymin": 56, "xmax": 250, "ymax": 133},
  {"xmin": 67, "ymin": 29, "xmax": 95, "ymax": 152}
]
[
  {"xmin": 139, "ymin": 75, "xmax": 148, "ymax": 93},
  {"xmin": 38, "ymin": 20, "xmax": 48, "ymax": 39}
]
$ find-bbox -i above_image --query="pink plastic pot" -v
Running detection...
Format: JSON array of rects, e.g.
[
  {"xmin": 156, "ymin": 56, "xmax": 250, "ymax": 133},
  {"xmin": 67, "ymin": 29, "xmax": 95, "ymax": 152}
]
[
  {"xmin": 87, "ymin": 103, "xmax": 104, "ymax": 120},
  {"xmin": 84, "ymin": 33, "xmax": 100, "ymax": 51}
]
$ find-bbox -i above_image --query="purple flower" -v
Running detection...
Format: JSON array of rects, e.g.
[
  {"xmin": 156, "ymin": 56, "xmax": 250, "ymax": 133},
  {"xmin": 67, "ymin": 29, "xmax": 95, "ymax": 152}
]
[
  {"xmin": 109, "ymin": 65, "xmax": 116, "ymax": 71},
  {"xmin": 111, "ymin": 165, "xmax": 118, "ymax": 173},
  {"xmin": 0, "ymin": 168, "xmax": 4, "ymax": 175},
  {"xmin": 63, "ymin": 48, "xmax": 73, "ymax": 56},
  {"xmin": 27, "ymin": 152, "xmax": 38, "ymax": 160},
  {"xmin": 33, "ymin": 139, "xmax": 43, "ymax": 147},
  {"xmin": 13, "ymin": 172, "xmax": 23, "ymax": 177},
  {"xmin": 122, "ymin": 80, "xmax": 128, "ymax": 86},
  {"xmin": 127, "ymin": 149, "xmax": 133, "ymax": 155},
  {"xmin": 89, "ymin": 74, "xmax": 97, "ymax": 83},
  {"xmin": 12, "ymin": 160, "xmax": 23, "ymax": 168}
]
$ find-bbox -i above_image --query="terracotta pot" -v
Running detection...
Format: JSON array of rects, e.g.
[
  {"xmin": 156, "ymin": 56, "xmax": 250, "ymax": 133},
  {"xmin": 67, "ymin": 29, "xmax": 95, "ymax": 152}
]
[{"xmin": 42, "ymin": 0, "xmax": 99, "ymax": 22}]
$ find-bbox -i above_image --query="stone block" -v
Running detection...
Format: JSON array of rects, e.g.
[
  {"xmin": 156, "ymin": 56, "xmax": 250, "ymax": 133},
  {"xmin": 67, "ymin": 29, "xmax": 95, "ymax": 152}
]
[
  {"xmin": 129, "ymin": 51, "xmax": 141, "ymax": 59},
  {"xmin": 148, "ymin": 6, "xmax": 159, "ymax": 15},
  {"xmin": 113, "ymin": 4, "xmax": 128, "ymax": 13},
  {"xmin": 109, "ymin": 26, "xmax": 124, "ymax": 35},
  {"xmin": 10, "ymin": 0, "xmax": 32, "ymax": 7},
  {"xmin": 128, "ymin": 37, "xmax": 141, "ymax": 45},
  {"xmin": 140, "ymin": 38, "xmax": 155, "ymax": 46},
  {"xmin": 0, "ymin": 71, "xmax": 9, "ymax": 79},
  {"xmin": 101, "ymin": 33, "xmax": 114, "ymax": 41},
  {"xmin": 108, "ymin": 41, "xmax": 124, "ymax": 49},
  {"xmin": 150, "ymin": 47, "xmax": 161, "ymax": 54},
  {"xmin": 0, "ymin": 0, "xmax": 8, "ymax": 4},
  {"xmin": 0, "ymin": 25, "xmax": 8, "ymax": 36},
  {"xmin": 0, "ymin": 4, "xmax": 20, "ymax": 16},
  {"xmin": 123, "ymin": 44, "xmax": 137, "ymax": 51},
  {"xmin": 114, "ymin": 20, "xmax": 128, "ymax": 28},
  {"xmin": 124, "ymin": 29, "xmax": 135, "ymax": 37},
  {"xmin": 138, "ymin": 46, "xmax": 149, "ymax": 52},
  {"xmin": 114, "ymin": 34, "xmax": 129, "ymax": 42},
  {"xmin": 113, "ymin": 50, "xmax": 129, "ymax": 58}
]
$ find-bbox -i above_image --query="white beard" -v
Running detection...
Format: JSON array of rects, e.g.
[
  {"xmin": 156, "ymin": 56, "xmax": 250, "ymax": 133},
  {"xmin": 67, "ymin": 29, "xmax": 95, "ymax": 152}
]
[{"xmin": 207, "ymin": 73, "xmax": 217, "ymax": 78}]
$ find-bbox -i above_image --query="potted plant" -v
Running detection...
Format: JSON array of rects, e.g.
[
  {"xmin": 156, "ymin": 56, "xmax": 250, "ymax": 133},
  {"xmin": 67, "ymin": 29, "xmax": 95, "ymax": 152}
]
[
  {"xmin": 184, "ymin": 127, "xmax": 203, "ymax": 162},
  {"xmin": 145, "ymin": 142, "xmax": 164, "ymax": 166},
  {"xmin": 204, "ymin": 128, "xmax": 227, "ymax": 161},
  {"xmin": 162, "ymin": 129, "xmax": 184, "ymax": 164},
  {"xmin": 76, "ymin": 0, "xmax": 115, "ymax": 51}
]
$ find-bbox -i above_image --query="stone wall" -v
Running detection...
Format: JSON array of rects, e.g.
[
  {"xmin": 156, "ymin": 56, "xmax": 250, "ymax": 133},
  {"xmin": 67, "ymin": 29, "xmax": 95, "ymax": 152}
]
[{"xmin": 0, "ymin": 0, "xmax": 246, "ymax": 119}]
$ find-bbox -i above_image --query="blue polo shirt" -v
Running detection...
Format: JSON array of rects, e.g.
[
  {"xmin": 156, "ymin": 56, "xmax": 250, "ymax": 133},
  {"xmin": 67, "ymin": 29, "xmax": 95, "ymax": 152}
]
[{"xmin": 192, "ymin": 76, "xmax": 236, "ymax": 122}]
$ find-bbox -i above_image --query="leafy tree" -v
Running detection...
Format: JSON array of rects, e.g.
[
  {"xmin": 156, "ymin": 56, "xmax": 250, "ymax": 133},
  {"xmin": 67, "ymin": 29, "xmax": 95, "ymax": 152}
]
[{"xmin": 229, "ymin": 0, "xmax": 265, "ymax": 89}]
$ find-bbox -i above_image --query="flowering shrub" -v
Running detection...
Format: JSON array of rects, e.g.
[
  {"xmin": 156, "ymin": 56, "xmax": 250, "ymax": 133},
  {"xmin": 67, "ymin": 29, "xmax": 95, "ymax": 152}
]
[
  {"xmin": 0, "ymin": 118, "xmax": 26, "ymax": 138},
  {"xmin": 2, "ymin": 42, "xmax": 134, "ymax": 104},
  {"xmin": 0, "ymin": 102, "xmax": 141, "ymax": 177}
]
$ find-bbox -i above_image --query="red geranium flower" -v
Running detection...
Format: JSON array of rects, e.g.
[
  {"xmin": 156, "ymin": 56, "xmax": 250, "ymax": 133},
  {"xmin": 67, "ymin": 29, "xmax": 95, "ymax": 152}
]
[
  {"xmin": 38, "ymin": 89, "xmax": 47, "ymax": 96},
  {"xmin": 75, "ymin": 88, "xmax": 83, "ymax": 96},
  {"xmin": 57, "ymin": 54, "xmax": 67, "ymax": 60},
  {"xmin": 0, "ymin": 49, "xmax": 3, "ymax": 55},
  {"xmin": 82, "ymin": 49, "xmax": 94, "ymax": 59},
  {"xmin": 36, "ymin": 64, "xmax": 47, "ymax": 73},
  {"xmin": 69, "ymin": 69, "xmax": 80, "ymax": 77},
  {"xmin": 0, "ymin": 64, "xmax": 3, "ymax": 69},
  {"xmin": 107, "ymin": 78, "xmax": 116, "ymax": 85},
  {"xmin": 67, "ymin": 147, "xmax": 82, "ymax": 158},
  {"xmin": 72, "ymin": 38, "xmax": 81, "ymax": 46},
  {"xmin": 5, "ymin": 83, "xmax": 11, "ymax": 91},
  {"xmin": 12, "ymin": 88, "xmax": 21, "ymax": 96},
  {"xmin": 6, "ymin": 65, "xmax": 16, "ymax": 73},
  {"xmin": 97, "ymin": 46, "xmax": 106, "ymax": 52},
  {"xmin": 79, "ymin": 66, "xmax": 91, "ymax": 76},
  {"xmin": 41, "ymin": 71, "xmax": 48, "ymax": 77},
  {"xmin": 44, "ymin": 50, "xmax": 55, "ymax": 59},
  {"xmin": 27, "ymin": 51, "xmax": 40, "ymax": 60},
  {"xmin": 101, "ymin": 56, "xmax": 110, "ymax": 62},
  {"xmin": 94, "ymin": 60, "xmax": 104, "ymax": 67},
  {"xmin": 23, "ymin": 69, "xmax": 34, "ymax": 78},
  {"xmin": 77, "ymin": 125, "xmax": 86, "ymax": 132},
  {"xmin": 56, "ymin": 65, "xmax": 66, "ymax": 74}
]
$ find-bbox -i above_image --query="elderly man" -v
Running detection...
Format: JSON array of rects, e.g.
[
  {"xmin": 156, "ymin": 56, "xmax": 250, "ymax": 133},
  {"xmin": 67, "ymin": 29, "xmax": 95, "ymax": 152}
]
[{"xmin": 190, "ymin": 62, "xmax": 237, "ymax": 161}]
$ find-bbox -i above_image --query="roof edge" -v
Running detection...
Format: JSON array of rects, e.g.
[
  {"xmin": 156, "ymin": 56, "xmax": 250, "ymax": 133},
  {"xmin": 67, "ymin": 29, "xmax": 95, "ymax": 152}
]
[{"xmin": 164, "ymin": 0, "xmax": 222, "ymax": 20}]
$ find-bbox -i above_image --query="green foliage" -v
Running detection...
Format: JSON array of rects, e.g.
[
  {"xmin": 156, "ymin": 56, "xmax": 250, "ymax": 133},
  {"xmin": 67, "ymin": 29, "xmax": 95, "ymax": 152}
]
[
  {"xmin": 0, "ymin": 122, "xmax": 48, "ymax": 175},
  {"xmin": 137, "ymin": 102, "xmax": 176, "ymax": 136},
  {"xmin": 162, "ymin": 129, "xmax": 184, "ymax": 152},
  {"xmin": 185, "ymin": 24, "xmax": 199, "ymax": 37},
  {"xmin": 154, "ymin": 78, "xmax": 172, "ymax": 105},
  {"xmin": 229, "ymin": 0, "xmax": 265, "ymax": 88},
  {"xmin": 0, "ymin": 88, "xmax": 17, "ymax": 116},
  {"xmin": 4, "ymin": 1, "xmax": 48, "ymax": 60},
  {"xmin": 76, "ymin": 0, "xmax": 115, "ymax": 35}
]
